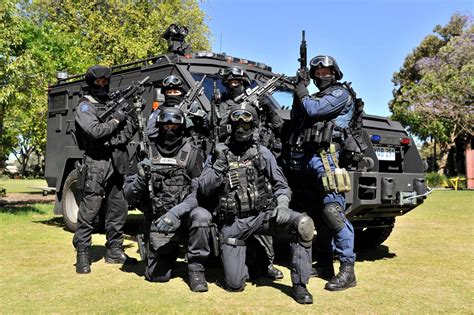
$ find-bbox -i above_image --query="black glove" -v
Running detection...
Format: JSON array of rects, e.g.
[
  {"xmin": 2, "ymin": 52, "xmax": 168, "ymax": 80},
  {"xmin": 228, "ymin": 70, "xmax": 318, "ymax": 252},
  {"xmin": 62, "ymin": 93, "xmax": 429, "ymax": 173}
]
[
  {"xmin": 272, "ymin": 195, "xmax": 291, "ymax": 225},
  {"xmin": 295, "ymin": 82, "xmax": 309, "ymax": 100},
  {"xmin": 213, "ymin": 143, "xmax": 229, "ymax": 173},
  {"xmin": 155, "ymin": 211, "xmax": 180, "ymax": 233},
  {"xmin": 136, "ymin": 158, "xmax": 151, "ymax": 178},
  {"xmin": 296, "ymin": 69, "xmax": 310, "ymax": 87},
  {"xmin": 112, "ymin": 109, "xmax": 127, "ymax": 123}
]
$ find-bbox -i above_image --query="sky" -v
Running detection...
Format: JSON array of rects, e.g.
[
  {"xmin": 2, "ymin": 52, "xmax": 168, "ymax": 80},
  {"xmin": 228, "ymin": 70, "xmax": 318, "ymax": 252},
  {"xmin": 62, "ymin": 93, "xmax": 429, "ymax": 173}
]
[{"xmin": 199, "ymin": 0, "xmax": 473, "ymax": 117}]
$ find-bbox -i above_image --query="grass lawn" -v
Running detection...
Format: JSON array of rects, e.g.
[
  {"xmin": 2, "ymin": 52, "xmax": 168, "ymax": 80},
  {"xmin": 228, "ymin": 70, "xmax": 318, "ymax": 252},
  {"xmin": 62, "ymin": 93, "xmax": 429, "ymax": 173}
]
[
  {"xmin": 0, "ymin": 178, "xmax": 49, "ymax": 193},
  {"xmin": 0, "ymin": 190, "xmax": 473, "ymax": 313}
]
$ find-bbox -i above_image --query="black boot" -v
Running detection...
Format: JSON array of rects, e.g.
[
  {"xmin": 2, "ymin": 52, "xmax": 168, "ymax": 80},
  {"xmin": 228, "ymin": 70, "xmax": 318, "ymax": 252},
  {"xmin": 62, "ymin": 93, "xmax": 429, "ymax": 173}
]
[
  {"xmin": 76, "ymin": 250, "xmax": 91, "ymax": 274},
  {"xmin": 324, "ymin": 263, "xmax": 357, "ymax": 291},
  {"xmin": 267, "ymin": 264, "xmax": 284, "ymax": 280},
  {"xmin": 292, "ymin": 284, "xmax": 313, "ymax": 304},
  {"xmin": 105, "ymin": 247, "xmax": 138, "ymax": 265},
  {"xmin": 311, "ymin": 264, "xmax": 335, "ymax": 280},
  {"xmin": 188, "ymin": 270, "xmax": 208, "ymax": 292}
]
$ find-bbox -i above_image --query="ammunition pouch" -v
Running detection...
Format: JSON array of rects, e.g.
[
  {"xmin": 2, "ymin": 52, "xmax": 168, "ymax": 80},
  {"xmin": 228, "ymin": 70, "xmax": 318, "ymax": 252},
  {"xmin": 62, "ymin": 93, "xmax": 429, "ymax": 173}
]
[
  {"xmin": 302, "ymin": 121, "xmax": 334, "ymax": 149},
  {"xmin": 320, "ymin": 146, "xmax": 351, "ymax": 194},
  {"xmin": 339, "ymin": 129, "xmax": 366, "ymax": 167},
  {"xmin": 75, "ymin": 161, "xmax": 88, "ymax": 192},
  {"xmin": 83, "ymin": 171, "xmax": 105, "ymax": 195}
]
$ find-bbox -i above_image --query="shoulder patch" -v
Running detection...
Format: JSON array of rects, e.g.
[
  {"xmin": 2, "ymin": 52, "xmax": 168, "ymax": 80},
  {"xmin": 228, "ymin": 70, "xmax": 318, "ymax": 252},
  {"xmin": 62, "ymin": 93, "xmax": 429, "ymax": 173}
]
[
  {"xmin": 331, "ymin": 89, "xmax": 344, "ymax": 98},
  {"xmin": 80, "ymin": 104, "xmax": 90, "ymax": 112}
]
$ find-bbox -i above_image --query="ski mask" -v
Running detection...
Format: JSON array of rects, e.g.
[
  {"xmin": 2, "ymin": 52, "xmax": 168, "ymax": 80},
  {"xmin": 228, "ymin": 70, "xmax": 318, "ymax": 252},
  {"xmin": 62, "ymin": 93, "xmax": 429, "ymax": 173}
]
[
  {"xmin": 85, "ymin": 65, "xmax": 111, "ymax": 103},
  {"xmin": 228, "ymin": 106, "xmax": 258, "ymax": 144},
  {"xmin": 155, "ymin": 107, "xmax": 186, "ymax": 155},
  {"xmin": 314, "ymin": 75, "xmax": 335, "ymax": 91},
  {"xmin": 228, "ymin": 82, "xmax": 245, "ymax": 99},
  {"xmin": 164, "ymin": 94, "xmax": 184, "ymax": 107}
]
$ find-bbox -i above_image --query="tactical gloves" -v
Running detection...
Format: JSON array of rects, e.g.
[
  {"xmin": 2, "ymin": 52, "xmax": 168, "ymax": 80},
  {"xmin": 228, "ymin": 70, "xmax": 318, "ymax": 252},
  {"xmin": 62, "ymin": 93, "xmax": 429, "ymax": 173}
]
[
  {"xmin": 213, "ymin": 143, "xmax": 229, "ymax": 173},
  {"xmin": 155, "ymin": 211, "xmax": 180, "ymax": 233},
  {"xmin": 112, "ymin": 109, "xmax": 127, "ymax": 123},
  {"xmin": 295, "ymin": 82, "xmax": 309, "ymax": 100},
  {"xmin": 273, "ymin": 195, "xmax": 291, "ymax": 225},
  {"xmin": 137, "ymin": 158, "xmax": 152, "ymax": 178}
]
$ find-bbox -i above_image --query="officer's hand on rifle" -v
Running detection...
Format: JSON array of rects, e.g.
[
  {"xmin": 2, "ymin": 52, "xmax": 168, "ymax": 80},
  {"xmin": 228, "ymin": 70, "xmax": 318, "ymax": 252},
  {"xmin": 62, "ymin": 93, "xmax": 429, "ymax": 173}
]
[
  {"xmin": 155, "ymin": 211, "xmax": 180, "ymax": 233},
  {"xmin": 137, "ymin": 158, "xmax": 152, "ymax": 178},
  {"xmin": 112, "ymin": 109, "xmax": 127, "ymax": 124},
  {"xmin": 296, "ymin": 69, "xmax": 310, "ymax": 87},
  {"xmin": 213, "ymin": 143, "xmax": 229, "ymax": 173},
  {"xmin": 272, "ymin": 195, "xmax": 291, "ymax": 225},
  {"xmin": 295, "ymin": 82, "xmax": 309, "ymax": 100}
]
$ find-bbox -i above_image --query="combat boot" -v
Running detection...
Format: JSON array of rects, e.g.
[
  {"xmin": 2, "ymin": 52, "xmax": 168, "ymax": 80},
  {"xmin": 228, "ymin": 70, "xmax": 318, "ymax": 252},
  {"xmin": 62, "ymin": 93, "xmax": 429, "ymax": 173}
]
[
  {"xmin": 188, "ymin": 270, "xmax": 208, "ymax": 292},
  {"xmin": 105, "ymin": 247, "xmax": 138, "ymax": 265},
  {"xmin": 267, "ymin": 264, "xmax": 284, "ymax": 280},
  {"xmin": 76, "ymin": 250, "xmax": 91, "ymax": 274},
  {"xmin": 324, "ymin": 263, "xmax": 357, "ymax": 291},
  {"xmin": 292, "ymin": 284, "xmax": 313, "ymax": 304}
]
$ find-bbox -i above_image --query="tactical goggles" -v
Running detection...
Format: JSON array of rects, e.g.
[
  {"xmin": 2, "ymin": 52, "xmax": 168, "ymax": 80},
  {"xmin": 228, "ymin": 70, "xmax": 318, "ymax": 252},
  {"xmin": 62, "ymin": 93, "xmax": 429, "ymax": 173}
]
[
  {"xmin": 310, "ymin": 56, "xmax": 334, "ymax": 68},
  {"xmin": 224, "ymin": 67, "xmax": 245, "ymax": 77},
  {"xmin": 162, "ymin": 75, "xmax": 182, "ymax": 87},
  {"xmin": 229, "ymin": 109, "xmax": 254, "ymax": 123},
  {"xmin": 156, "ymin": 111, "xmax": 185, "ymax": 125}
]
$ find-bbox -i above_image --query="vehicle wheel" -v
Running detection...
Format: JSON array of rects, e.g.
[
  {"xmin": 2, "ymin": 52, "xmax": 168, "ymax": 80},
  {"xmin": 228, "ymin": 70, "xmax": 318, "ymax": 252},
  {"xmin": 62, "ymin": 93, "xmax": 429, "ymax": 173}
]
[
  {"xmin": 355, "ymin": 219, "xmax": 395, "ymax": 249},
  {"xmin": 62, "ymin": 169, "xmax": 82, "ymax": 232}
]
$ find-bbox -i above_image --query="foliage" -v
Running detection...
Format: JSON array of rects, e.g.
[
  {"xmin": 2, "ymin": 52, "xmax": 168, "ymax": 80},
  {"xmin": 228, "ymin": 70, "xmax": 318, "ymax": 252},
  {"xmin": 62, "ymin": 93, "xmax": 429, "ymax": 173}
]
[
  {"xmin": 389, "ymin": 13, "xmax": 474, "ymax": 175},
  {"xmin": 424, "ymin": 172, "xmax": 447, "ymax": 187},
  {"xmin": 0, "ymin": 0, "xmax": 210, "ymax": 175}
]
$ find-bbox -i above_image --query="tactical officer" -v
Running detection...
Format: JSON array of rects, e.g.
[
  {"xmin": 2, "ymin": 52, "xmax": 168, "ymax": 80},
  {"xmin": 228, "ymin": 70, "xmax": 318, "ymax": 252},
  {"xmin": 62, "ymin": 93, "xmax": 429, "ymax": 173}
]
[
  {"xmin": 147, "ymin": 75, "xmax": 208, "ymax": 143},
  {"xmin": 197, "ymin": 104, "xmax": 315, "ymax": 304},
  {"xmin": 123, "ymin": 107, "xmax": 211, "ymax": 292},
  {"xmin": 73, "ymin": 65, "xmax": 137, "ymax": 274},
  {"xmin": 215, "ymin": 66, "xmax": 284, "ymax": 280},
  {"xmin": 292, "ymin": 55, "xmax": 357, "ymax": 291}
]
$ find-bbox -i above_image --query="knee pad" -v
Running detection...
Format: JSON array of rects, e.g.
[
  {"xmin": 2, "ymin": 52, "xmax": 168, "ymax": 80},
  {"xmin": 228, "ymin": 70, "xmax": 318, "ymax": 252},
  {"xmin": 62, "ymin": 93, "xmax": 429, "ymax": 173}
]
[
  {"xmin": 321, "ymin": 203, "xmax": 346, "ymax": 232},
  {"xmin": 296, "ymin": 214, "xmax": 315, "ymax": 248}
]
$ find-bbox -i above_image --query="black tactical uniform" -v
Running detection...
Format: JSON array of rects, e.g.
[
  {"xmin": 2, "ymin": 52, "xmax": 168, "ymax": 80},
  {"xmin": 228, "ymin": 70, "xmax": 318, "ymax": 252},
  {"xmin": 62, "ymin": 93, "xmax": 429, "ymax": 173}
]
[
  {"xmin": 123, "ymin": 107, "xmax": 211, "ymax": 292},
  {"xmin": 197, "ymin": 104, "xmax": 315, "ymax": 304},
  {"xmin": 214, "ymin": 66, "xmax": 284, "ymax": 280},
  {"xmin": 73, "ymin": 65, "xmax": 137, "ymax": 274}
]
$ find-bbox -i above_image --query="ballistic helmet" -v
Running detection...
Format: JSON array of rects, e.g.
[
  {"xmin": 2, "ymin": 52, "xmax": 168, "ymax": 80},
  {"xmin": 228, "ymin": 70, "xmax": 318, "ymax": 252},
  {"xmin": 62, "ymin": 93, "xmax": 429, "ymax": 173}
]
[
  {"xmin": 309, "ymin": 55, "xmax": 343, "ymax": 80},
  {"xmin": 161, "ymin": 75, "xmax": 184, "ymax": 94},
  {"xmin": 221, "ymin": 66, "xmax": 251, "ymax": 87},
  {"xmin": 228, "ymin": 103, "xmax": 258, "ymax": 143}
]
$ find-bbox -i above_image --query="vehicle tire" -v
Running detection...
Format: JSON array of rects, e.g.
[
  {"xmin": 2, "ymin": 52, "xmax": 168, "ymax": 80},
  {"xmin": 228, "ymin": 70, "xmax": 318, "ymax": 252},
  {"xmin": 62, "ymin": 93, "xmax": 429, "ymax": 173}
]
[
  {"xmin": 355, "ymin": 219, "xmax": 395, "ymax": 249},
  {"xmin": 62, "ymin": 169, "xmax": 82, "ymax": 232}
]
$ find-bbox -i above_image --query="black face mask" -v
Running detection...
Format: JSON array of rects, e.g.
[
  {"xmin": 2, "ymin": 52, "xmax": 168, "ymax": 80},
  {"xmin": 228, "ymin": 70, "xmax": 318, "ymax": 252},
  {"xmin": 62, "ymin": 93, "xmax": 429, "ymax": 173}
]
[
  {"xmin": 156, "ymin": 127, "xmax": 184, "ymax": 155},
  {"xmin": 90, "ymin": 84, "xmax": 110, "ymax": 103},
  {"xmin": 228, "ymin": 85, "xmax": 244, "ymax": 99},
  {"xmin": 314, "ymin": 76, "xmax": 334, "ymax": 91},
  {"xmin": 165, "ymin": 95, "xmax": 183, "ymax": 107},
  {"xmin": 232, "ymin": 124, "xmax": 253, "ymax": 143}
]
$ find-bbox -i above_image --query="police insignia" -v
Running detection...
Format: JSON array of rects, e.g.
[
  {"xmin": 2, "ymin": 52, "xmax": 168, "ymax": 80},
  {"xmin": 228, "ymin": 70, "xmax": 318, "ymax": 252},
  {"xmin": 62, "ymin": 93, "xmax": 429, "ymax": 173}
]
[
  {"xmin": 331, "ymin": 89, "xmax": 343, "ymax": 97},
  {"xmin": 80, "ymin": 104, "xmax": 90, "ymax": 112}
]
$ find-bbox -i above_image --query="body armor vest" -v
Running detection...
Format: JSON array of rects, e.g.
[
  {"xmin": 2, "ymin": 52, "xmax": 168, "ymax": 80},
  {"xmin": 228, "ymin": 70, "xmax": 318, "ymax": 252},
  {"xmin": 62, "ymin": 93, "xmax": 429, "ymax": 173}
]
[
  {"xmin": 149, "ymin": 141, "xmax": 196, "ymax": 216},
  {"xmin": 219, "ymin": 145, "xmax": 273, "ymax": 219}
]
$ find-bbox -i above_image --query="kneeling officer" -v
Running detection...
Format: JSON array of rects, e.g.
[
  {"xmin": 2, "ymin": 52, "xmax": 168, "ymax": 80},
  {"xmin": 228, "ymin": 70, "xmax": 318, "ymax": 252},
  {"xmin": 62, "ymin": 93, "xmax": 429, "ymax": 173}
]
[{"xmin": 197, "ymin": 104, "xmax": 315, "ymax": 304}]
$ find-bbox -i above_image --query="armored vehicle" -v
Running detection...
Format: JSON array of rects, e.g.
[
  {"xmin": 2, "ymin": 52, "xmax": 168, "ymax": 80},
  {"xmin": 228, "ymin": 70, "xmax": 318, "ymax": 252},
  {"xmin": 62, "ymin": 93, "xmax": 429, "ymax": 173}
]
[{"xmin": 45, "ymin": 32, "xmax": 428, "ymax": 248}]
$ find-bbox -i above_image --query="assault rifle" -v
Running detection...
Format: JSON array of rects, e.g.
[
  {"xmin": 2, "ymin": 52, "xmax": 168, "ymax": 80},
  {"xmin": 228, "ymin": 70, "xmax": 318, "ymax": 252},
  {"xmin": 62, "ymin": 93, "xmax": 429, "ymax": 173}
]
[
  {"xmin": 233, "ymin": 73, "xmax": 285, "ymax": 110},
  {"xmin": 297, "ymin": 30, "xmax": 309, "ymax": 86},
  {"xmin": 178, "ymin": 75, "xmax": 207, "ymax": 117},
  {"xmin": 210, "ymin": 80, "xmax": 221, "ymax": 144},
  {"xmin": 99, "ymin": 76, "xmax": 150, "ymax": 122}
]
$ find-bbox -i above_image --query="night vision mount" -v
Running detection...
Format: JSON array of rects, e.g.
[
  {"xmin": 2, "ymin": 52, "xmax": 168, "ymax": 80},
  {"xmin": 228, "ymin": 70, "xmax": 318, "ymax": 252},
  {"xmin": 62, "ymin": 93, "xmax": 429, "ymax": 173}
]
[{"xmin": 162, "ymin": 23, "xmax": 190, "ymax": 56}]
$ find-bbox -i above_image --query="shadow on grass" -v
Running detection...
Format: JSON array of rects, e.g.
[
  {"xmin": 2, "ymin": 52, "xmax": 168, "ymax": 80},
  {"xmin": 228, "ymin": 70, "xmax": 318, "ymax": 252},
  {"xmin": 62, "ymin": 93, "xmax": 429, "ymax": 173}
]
[
  {"xmin": 355, "ymin": 245, "xmax": 397, "ymax": 262},
  {"xmin": 0, "ymin": 205, "xmax": 48, "ymax": 215}
]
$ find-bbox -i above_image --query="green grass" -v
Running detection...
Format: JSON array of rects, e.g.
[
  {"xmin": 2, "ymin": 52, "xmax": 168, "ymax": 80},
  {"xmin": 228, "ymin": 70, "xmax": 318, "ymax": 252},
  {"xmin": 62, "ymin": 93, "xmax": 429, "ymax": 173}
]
[
  {"xmin": 0, "ymin": 190, "xmax": 473, "ymax": 314},
  {"xmin": 0, "ymin": 178, "xmax": 49, "ymax": 193}
]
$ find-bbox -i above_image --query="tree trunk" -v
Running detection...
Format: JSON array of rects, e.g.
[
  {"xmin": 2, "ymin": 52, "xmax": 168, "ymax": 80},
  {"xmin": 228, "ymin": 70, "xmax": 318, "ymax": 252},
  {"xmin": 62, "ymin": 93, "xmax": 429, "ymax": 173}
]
[
  {"xmin": 0, "ymin": 104, "xmax": 5, "ymax": 172},
  {"xmin": 437, "ymin": 142, "xmax": 455, "ymax": 176}
]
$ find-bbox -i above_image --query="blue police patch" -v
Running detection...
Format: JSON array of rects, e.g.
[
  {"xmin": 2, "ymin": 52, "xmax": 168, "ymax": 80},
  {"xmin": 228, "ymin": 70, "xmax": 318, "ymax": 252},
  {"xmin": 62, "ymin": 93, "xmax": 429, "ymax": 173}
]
[
  {"xmin": 331, "ymin": 89, "xmax": 343, "ymax": 98},
  {"xmin": 80, "ymin": 104, "xmax": 90, "ymax": 112}
]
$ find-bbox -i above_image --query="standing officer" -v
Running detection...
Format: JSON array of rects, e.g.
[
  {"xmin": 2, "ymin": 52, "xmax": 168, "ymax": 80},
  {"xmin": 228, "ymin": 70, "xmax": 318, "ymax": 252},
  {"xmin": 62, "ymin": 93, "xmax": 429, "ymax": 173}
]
[
  {"xmin": 292, "ymin": 55, "xmax": 357, "ymax": 291},
  {"xmin": 214, "ymin": 66, "xmax": 284, "ymax": 280},
  {"xmin": 123, "ymin": 107, "xmax": 211, "ymax": 292},
  {"xmin": 73, "ymin": 65, "xmax": 137, "ymax": 274},
  {"xmin": 197, "ymin": 104, "xmax": 314, "ymax": 304}
]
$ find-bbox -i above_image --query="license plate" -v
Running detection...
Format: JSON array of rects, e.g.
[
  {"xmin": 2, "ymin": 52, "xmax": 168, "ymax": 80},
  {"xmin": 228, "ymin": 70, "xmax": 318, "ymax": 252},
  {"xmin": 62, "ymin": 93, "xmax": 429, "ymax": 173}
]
[{"xmin": 374, "ymin": 146, "xmax": 396, "ymax": 161}]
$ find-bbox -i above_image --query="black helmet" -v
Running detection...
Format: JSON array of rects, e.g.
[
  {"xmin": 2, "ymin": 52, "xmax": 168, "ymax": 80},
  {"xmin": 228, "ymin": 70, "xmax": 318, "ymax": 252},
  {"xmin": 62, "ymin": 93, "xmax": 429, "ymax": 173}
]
[
  {"xmin": 85, "ymin": 65, "xmax": 112, "ymax": 87},
  {"xmin": 156, "ymin": 106, "xmax": 185, "ymax": 126},
  {"xmin": 228, "ymin": 103, "xmax": 258, "ymax": 143},
  {"xmin": 309, "ymin": 55, "xmax": 343, "ymax": 80},
  {"xmin": 161, "ymin": 75, "xmax": 184, "ymax": 94},
  {"xmin": 221, "ymin": 66, "xmax": 251, "ymax": 87}
]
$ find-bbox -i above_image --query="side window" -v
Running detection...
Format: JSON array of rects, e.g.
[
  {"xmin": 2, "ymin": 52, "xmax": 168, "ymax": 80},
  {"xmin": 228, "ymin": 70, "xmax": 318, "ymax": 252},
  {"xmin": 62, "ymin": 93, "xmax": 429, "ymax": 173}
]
[{"xmin": 190, "ymin": 73, "xmax": 226, "ymax": 102}]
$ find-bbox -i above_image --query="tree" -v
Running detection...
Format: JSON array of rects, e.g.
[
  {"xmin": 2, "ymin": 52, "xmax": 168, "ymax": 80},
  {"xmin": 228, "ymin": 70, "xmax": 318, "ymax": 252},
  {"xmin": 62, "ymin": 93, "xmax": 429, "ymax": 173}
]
[
  {"xmin": 390, "ymin": 13, "xmax": 474, "ymax": 175},
  {"xmin": 0, "ymin": 0, "xmax": 210, "ymax": 176}
]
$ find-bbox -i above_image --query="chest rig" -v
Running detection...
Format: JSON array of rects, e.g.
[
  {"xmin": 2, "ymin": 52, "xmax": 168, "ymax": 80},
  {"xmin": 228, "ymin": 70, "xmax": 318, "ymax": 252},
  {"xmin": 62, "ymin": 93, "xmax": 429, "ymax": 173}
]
[
  {"xmin": 149, "ymin": 141, "xmax": 195, "ymax": 216},
  {"xmin": 219, "ymin": 145, "xmax": 273, "ymax": 220}
]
